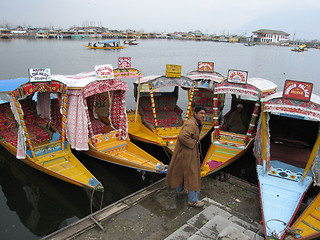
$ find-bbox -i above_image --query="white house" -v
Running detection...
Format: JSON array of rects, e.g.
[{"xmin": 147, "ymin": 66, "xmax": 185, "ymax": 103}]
[{"xmin": 252, "ymin": 29, "xmax": 290, "ymax": 43}]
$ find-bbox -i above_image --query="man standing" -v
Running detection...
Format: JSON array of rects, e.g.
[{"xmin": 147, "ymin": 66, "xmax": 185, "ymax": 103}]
[{"xmin": 165, "ymin": 106, "xmax": 206, "ymax": 208}]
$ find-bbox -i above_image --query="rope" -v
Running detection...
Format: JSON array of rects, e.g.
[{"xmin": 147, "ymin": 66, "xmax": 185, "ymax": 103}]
[
  {"xmin": 283, "ymin": 227, "xmax": 304, "ymax": 240},
  {"xmin": 162, "ymin": 145, "xmax": 171, "ymax": 160},
  {"xmin": 266, "ymin": 218, "xmax": 287, "ymax": 239},
  {"xmin": 90, "ymin": 188, "xmax": 95, "ymax": 214},
  {"xmin": 90, "ymin": 187, "xmax": 105, "ymax": 214}
]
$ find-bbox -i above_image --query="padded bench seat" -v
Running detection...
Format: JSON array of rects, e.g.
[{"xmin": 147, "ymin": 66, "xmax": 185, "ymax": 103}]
[
  {"xmin": 142, "ymin": 110, "xmax": 183, "ymax": 128},
  {"xmin": 0, "ymin": 124, "xmax": 51, "ymax": 147}
]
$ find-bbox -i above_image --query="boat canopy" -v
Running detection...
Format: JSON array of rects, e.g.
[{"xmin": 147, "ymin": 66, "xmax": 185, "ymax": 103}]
[
  {"xmin": 214, "ymin": 77, "xmax": 277, "ymax": 100},
  {"xmin": 263, "ymin": 92, "xmax": 320, "ymax": 122},
  {"xmin": 52, "ymin": 72, "xmax": 129, "ymax": 150},
  {"xmin": 113, "ymin": 68, "xmax": 142, "ymax": 79},
  {"xmin": 0, "ymin": 78, "xmax": 29, "ymax": 94},
  {"xmin": 186, "ymin": 70, "xmax": 226, "ymax": 89},
  {"xmin": 99, "ymin": 39, "xmax": 121, "ymax": 44},
  {"xmin": 139, "ymin": 75, "xmax": 194, "ymax": 89}
]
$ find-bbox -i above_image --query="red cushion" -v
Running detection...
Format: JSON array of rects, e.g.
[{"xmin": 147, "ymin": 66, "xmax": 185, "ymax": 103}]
[
  {"xmin": 90, "ymin": 119, "xmax": 105, "ymax": 135},
  {"xmin": 0, "ymin": 124, "xmax": 51, "ymax": 147},
  {"xmin": 0, "ymin": 113, "xmax": 17, "ymax": 131},
  {"xmin": 142, "ymin": 110, "xmax": 183, "ymax": 128}
]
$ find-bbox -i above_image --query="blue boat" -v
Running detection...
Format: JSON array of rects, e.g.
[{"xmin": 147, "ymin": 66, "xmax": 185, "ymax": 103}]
[{"xmin": 254, "ymin": 80, "xmax": 320, "ymax": 240}]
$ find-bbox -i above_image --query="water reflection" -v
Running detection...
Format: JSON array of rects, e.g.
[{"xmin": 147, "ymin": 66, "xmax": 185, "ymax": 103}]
[
  {"xmin": 0, "ymin": 146, "xmax": 90, "ymax": 239},
  {"xmin": 0, "ymin": 144, "xmax": 165, "ymax": 239}
]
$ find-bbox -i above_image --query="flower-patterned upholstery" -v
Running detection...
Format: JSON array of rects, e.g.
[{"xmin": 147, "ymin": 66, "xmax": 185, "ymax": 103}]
[
  {"xmin": 0, "ymin": 124, "xmax": 51, "ymax": 147},
  {"xmin": 139, "ymin": 95, "xmax": 183, "ymax": 128},
  {"xmin": 0, "ymin": 100, "xmax": 51, "ymax": 147},
  {"xmin": 192, "ymin": 89, "xmax": 214, "ymax": 113},
  {"xmin": 0, "ymin": 103, "xmax": 17, "ymax": 131}
]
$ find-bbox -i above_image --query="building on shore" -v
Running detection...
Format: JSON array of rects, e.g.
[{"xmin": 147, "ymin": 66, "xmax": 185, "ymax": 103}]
[
  {"xmin": 252, "ymin": 29, "xmax": 290, "ymax": 44},
  {"xmin": 0, "ymin": 28, "xmax": 12, "ymax": 38}
]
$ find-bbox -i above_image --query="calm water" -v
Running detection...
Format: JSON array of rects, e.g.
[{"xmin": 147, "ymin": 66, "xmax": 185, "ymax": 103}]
[{"xmin": 0, "ymin": 39, "xmax": 319, "ymax": 239}]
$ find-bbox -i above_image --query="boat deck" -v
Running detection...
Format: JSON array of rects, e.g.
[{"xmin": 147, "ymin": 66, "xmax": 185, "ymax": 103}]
[
  {"xmin": 257, "ymin": 165, "xmax": 313, "ymax": 239},
  {"xmin": 201, "ymin": 131, "xmax": 249, "ymax": 176}
]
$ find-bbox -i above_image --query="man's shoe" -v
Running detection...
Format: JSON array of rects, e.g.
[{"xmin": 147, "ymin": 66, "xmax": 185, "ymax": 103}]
[
  {"xmin": 176, "ymin": 189, "xmax": 188, "ymax": 195},
  {"xmin": 188, "ymin": 201, "xmax": 205, "ymax": 208}
]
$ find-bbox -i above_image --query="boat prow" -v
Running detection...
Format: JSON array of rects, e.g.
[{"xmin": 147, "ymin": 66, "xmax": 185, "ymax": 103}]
[
  {"xmin": 201, "ymin": 131, "xmax": 253, "ymax": 177},
  {"xmin": 257, "ymin": 164, "xmax": 313, "ymax": 239},
  {"xmin": 86, "ymin": 130, "xmax": 168, "ymax": 173}
]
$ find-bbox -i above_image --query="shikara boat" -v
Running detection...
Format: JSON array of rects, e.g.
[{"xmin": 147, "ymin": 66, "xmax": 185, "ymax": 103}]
[
  {"xmin": 201, "ymin": 73, "xmax": 277, "ymax": 177},
  {"xmin": 253, "ymin": 80, "xmax": 320, "ymax": 240},
  {"xmin": 85, "ymin": 39, "xmax": 128, "ymax": 50},
  {"xmin": 284, "ymin": 193, "xmax": 320, "ymax": 240},
  {"xmin": 52, "ymin": 70, "xmax": 167, "ymax": 173},
  {"xmin": 127, "ymin": 70, "xmax": 195, "ymax": 154},
  {"xmin": 0, "ymin": 78, "xmax": 103, "ymax": 191},
  {"xmin": 186, "ymin": 62, "xmax": 226, "ymax": 140}
]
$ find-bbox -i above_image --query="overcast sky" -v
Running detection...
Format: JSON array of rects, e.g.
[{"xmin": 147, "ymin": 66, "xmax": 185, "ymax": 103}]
[{"xmin": 2, "ymin": 0, "xmax": 320, "ymax": 40}]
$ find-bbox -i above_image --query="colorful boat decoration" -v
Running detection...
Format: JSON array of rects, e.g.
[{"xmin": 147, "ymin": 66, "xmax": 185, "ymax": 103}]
[
  {"xmin": 128, "ymin": 64, "xmax": 195, "ymax": 154},
  {"xmin": 52, "ymin": 67, "xmax": 167, "ymax": 173},
  {"xmin": 253, "ymin": 80, "xmax": 320, "ymax": 240},
  {"xmin": 201, "ymin": 70, "xmax": 277, "ymax": 177},
  {"xmin": 186, "ymin": 61, "xmax": 226, "ymax": 140},
  {"xmin": 284, "ymin": 193, "xmax": 320, "ymax": 240},
  {"xmin": 85, "ymin": 39, "xmax": 128, "ymax": 50},
  {"xmin": 0, "ymin": 76, "xmax": 103, "ymax": 191}
]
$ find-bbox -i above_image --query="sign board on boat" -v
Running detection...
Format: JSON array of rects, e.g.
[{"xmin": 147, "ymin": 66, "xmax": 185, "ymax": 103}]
[
  {"xmin": 29, "ymin": 68, "xmax": 51, "ymax": 82},
  {"xmin": 95, "ymin": 64, "xmax": 114, "ymax": 80},
  {"xmin": 198, "ymin": 62, "xmax": 214, "ymax": 72},
  {"xmin": 166, "ymin": 64, "xmax": 182, "ymax": 78},
  {"xmin": 118, "ymin": 57, "xmax": 131, "ymax": 69},
  {"xmin": 227, "ymin": 69, "xmax": 248, "ymax": 84},
  {"xmin": 283, "ymin": 80, "xmax": 313, "ymax": 101}
]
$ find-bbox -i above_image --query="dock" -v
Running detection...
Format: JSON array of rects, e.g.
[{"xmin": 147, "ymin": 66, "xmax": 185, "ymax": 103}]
[{"xmin": 42, "ymin": 174, "xmax": 267, "ymax": 239}]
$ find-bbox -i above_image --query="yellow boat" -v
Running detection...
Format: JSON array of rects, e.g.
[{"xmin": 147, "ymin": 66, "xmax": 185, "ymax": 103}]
[
  {"xmin": 128, "ymin": 69, "xmax": 196, "ymax": 154},
  {"xmin": 186, "ymin": 63, "xmax": 226, "ymax": 140},
  {"xmin": 52, "ymin": 69, "xmax": 167, "ymax": 173},
  {"xmin": 201, "ymin": 76, "xmax": 277, "ymax": 177},
  {"xmin": 0, "ymin": 78, "xmax": 103, "ymax": 191},
  {"xmin": 85, "ymin": 39, "xmax": 128, "ymax": 50},
  {"xmin": 285, "ymin": 193, "xmax": 320, "ymax": 240}
]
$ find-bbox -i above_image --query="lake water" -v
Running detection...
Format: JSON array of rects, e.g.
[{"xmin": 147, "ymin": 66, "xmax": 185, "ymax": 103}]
[{"xmin": 0, "ymin": 38, "xmax": 319, "ymax": 239}]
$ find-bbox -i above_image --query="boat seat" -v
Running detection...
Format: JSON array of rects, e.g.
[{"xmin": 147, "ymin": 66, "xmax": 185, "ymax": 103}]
[
  {"xmin": 139, "ymin": 95, "xmax": 183, "ymax": 128},
  {"xmin": 90, "ymin": 119, "xmax": 106, "ymax": 136},
  {"xmin": 141, "ymin": 110, "xmax": 183, "ymax": 128},
  {"xmin": 0, "ymin": 124, "xmax": 51, "ymax": 147},
  {"xmin": 193, "ymin": 89, "xmax": 214, "ymax": 113},
  {"xmin": 0, "ymin": 103, "xmax": 18, "ymax": 131},
  {"xmin": 270, "ymin": 137, "xmax": 311, "ymax": 168},
  {"xmin": 0, "ymin": 100, "xmax": 52, "ymax": 147}
]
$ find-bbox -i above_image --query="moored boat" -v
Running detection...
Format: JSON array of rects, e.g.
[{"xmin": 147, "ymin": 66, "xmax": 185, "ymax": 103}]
[
  {"xmin": 186, "ymin": 61, "xmax": 226, "ymax": 140},
  {"xmin": 284, "ymin": 193, "xmax": 320, "ymax": 240},
  {"xmin": 52, "ymin": 67, "xmax": 167, "ymax": 173},
  {"xmin": 253, "ymin": 80, "xmax": 320, "ymax": 240},
  {"xmin": 0, "ymin": 76, "xmax": 103, "ymax": 191},
  {"xmin": 128, "ymin": 64, "xmax": 195, "ymax": 154},
  {"xmin": 85, "ymin": 39, "xmax": 128, "ymax": 50},
  {"xmin": 201, "ymin": 70, "xmax": 277, "ymax": 177}
]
